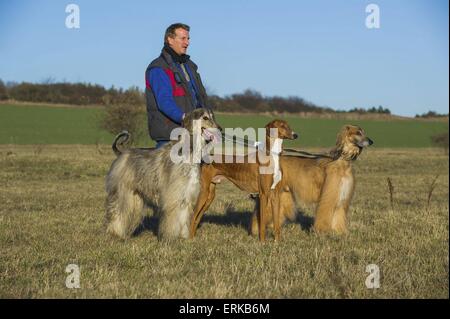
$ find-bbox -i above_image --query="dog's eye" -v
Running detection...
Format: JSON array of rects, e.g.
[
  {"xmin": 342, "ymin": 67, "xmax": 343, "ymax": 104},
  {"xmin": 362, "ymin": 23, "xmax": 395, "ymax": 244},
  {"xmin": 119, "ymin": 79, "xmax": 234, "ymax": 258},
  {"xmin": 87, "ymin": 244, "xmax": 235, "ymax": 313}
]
[
  {"xmin": 202, "ymin": 116, "xmax": 209, "ymax": 120},
  {"xmin": 356, "ymin": 131, "xmax": 362, "ymax": 136}
]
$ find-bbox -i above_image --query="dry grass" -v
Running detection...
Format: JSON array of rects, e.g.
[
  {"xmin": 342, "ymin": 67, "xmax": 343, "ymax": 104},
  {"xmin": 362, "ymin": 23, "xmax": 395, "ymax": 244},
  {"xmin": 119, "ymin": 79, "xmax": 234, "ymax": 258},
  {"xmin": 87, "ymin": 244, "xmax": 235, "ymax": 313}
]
[{"xmin": 0, "ymin": 145, "xmax": 448, "ymax": 298}]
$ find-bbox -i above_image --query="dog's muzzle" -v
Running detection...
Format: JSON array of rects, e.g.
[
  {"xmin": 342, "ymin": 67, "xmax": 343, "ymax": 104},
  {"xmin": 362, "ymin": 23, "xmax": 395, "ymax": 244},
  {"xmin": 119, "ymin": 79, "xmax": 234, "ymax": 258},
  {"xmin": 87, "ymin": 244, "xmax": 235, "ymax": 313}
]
[{"xmin": 358, "ymin": 138, "xmax": 374, "ymax": 147}]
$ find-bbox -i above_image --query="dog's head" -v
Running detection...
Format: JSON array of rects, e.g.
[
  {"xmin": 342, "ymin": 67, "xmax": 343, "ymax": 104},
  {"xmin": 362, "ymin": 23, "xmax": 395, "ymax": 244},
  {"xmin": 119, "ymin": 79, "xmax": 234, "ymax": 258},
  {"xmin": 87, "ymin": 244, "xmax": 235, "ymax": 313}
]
[
  {"xmin": 333, "ymin": 125, "xmax": 373, "ymax": 160},
  {"xmin": 182, "ymin": 108, "xmax": 222, "ymax": 143},
  {"xmin": 265, "ymin": 119, "xmax": 298, "ymax": 140}
]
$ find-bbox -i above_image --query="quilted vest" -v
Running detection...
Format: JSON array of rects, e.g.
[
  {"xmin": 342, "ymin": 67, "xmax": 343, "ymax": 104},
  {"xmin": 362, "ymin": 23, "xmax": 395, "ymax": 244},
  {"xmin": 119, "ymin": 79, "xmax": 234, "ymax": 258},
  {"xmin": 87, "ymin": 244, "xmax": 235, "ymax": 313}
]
[{"xmin": 145, "ymin": 49, "xmax": 209, "ymax": 141}]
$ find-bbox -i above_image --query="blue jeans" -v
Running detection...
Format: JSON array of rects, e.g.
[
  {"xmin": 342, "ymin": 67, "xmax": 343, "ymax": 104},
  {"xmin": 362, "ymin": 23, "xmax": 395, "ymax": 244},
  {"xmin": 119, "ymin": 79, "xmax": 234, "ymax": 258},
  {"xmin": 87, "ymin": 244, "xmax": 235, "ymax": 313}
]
[{"xmin": 155, "ymin": 140, "xmax": 169, "ymax": 149}]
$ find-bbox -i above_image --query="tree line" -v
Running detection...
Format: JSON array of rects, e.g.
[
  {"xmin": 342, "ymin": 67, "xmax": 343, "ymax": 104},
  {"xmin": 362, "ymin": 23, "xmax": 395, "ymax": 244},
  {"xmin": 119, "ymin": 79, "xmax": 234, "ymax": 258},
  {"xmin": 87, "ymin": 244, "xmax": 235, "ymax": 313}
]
[
  {"xmin": 0, "ymin": 79, "xmax": 396, "ymax": 114},
  {"xmin": 415, "ymin": 111, "xmax": 449, "ymax": 119},
  {"xmin": 0, "ymin": 79, "xmax": 144, "ymax": 106}
]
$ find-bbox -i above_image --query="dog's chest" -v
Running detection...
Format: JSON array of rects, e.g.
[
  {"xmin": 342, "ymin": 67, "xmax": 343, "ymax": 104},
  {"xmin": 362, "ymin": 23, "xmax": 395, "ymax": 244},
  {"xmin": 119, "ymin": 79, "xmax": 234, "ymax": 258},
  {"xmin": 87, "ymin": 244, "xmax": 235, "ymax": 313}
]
[
  {"xmin": 181, "ymin": 164, "xmax": 201, "ymax": 201},
  {"xmin": 270, "ymin": 138, "xmax": 283, "ymax": 189},
  {"xmin": 338, "ymin": 174, "xmax": 354, "ymax": 205}
]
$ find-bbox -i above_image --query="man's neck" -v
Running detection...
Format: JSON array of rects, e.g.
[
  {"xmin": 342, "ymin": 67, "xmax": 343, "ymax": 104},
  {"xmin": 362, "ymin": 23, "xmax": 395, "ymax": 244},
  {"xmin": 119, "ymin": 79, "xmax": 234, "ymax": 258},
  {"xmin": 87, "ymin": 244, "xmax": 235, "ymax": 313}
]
[{"xmin": 163, "ymin": 44, "xmax": 189, "ymax": 64}]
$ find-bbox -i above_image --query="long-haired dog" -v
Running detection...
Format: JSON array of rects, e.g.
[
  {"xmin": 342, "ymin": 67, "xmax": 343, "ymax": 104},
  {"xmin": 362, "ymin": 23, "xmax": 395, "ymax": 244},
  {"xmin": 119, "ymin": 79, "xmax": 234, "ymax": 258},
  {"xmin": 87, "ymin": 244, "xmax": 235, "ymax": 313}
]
[
  {"xmin": 105, "ymin": 108, "xmax": 221, "ymax": 240},
  {"xmin": 250, "ymin": 124, "xmax": 373, "ymax": 236}
]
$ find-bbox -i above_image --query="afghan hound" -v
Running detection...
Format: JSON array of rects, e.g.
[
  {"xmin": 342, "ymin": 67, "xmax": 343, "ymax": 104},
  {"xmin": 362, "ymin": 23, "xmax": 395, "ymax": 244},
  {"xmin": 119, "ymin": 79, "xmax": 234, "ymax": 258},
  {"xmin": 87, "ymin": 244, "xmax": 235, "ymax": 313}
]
[
  {"xmin": 250, "ymin": 124, "xmax": 374, "ymax": 236},
  {"xmin": 105, "ymin": 108, "xmax": 221, "ymax": 240}
]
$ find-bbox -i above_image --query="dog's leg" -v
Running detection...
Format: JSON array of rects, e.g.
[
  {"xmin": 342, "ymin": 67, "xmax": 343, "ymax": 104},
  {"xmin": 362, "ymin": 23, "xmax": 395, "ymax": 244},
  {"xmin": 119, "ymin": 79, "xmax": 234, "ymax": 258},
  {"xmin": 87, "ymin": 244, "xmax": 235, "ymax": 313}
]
[
  {"xmin": 258, "ymin": 193, "xmax": 269, "ymax": 242},
  {"xmin": 331, "ymin": 206, "xmax": 348, "ymax": 234},
  {"xmin": 271, "ymin": 191, "xmax": 282, "ymax": 241},
  {"xmin": 258, "ymin": 172, "xmax": 275, "ymax": 242},
  {"xmin": 179, "ymin": 206, "xmax": 193, "ymax": 239},
  {"xmin": 106, "ymin": 189, "xmax": 144, "ymax": 239},
  {"xmin": 159, "ymin": 180, "xmax": 200, "ymax": 241},
  {"xmin": 259, "ymin": 167, "xmax": 279, "ymax": 241},
  {"xmin": 190, "ymin": 182, "xmax": 216, "ymax": 238},
  {"xmin": 249, "ymin": 195, "xmax": 260, "ymax": 236},
  {"xmin": 251, "ymin": 192, "xmax": 292, "ymax": 237},
  {"xmin": 331, "ymin": 175, "xmax": 354, "ymax": 234},
  {"xmin": 279, "ymin": 191, "xmax": 296, "ymax": 223},
  {"xmin": 314, "ymin": 166, "xmax": 354, "ymax": 233},
  {"xmin": 158, "ymin": 199, "xmax": 183, "ymax": 241},
  {"xmin": 189, "ymin": 165, "xmax": 218, "ymax": 238},
  {"xmin": 313, "ymin": 174, "xmax": 341, "ymax": 234},
  {"xmin": 250, "ymin": 210, "xmax": 259, "ymax": 236},
  {"xmin": 258, "ymin": 187, "xmax": 266, "ymax": 241}
]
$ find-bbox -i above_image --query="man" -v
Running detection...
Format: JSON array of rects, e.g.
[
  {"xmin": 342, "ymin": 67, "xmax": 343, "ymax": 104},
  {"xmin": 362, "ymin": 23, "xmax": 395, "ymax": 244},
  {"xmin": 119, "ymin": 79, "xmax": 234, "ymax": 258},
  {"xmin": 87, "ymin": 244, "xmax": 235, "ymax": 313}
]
[{"xmin": 145, "ymin": 23, "xmax": 210, "ymax": 148}]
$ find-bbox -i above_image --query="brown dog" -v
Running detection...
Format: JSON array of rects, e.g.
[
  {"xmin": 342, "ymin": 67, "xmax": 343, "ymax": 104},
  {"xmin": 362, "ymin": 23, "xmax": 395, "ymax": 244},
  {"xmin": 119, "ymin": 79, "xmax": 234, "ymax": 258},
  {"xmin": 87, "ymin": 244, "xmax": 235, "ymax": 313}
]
[
  {"xmin": 250, "ymin": 124, "xmax": 373, "ymax": 236},
  {"xmin": 189, "ymin": 119, "xmax": 298, "ymax": 241}
]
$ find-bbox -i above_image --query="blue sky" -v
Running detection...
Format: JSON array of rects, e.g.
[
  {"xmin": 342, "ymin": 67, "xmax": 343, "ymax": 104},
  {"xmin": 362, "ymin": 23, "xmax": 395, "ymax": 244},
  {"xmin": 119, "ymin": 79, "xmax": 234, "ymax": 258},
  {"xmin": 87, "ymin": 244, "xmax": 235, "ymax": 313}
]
[{"xmin": 0, "ymin": 0, "xmax": 448, "ymax": 117}]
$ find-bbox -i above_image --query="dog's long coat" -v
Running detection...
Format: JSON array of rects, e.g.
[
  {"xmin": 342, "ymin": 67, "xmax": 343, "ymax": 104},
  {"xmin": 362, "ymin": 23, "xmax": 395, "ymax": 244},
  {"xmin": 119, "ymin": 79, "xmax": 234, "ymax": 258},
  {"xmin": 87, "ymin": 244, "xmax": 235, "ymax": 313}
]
[
  {"xmin": 106, "ymin": 145, "xmax": 201, "ymax": 239},
  {"xmin": 105, "ymin": 108, "xmax": 220, "ymax": 240}
]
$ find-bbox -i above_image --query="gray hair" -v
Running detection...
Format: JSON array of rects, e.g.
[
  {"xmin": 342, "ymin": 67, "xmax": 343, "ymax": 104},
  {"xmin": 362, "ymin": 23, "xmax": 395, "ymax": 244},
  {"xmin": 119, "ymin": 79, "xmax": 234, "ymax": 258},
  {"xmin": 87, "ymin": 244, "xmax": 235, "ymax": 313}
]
[{"xmin": 164, "ymin": 23, "xmax": 190, "ymax": 44}]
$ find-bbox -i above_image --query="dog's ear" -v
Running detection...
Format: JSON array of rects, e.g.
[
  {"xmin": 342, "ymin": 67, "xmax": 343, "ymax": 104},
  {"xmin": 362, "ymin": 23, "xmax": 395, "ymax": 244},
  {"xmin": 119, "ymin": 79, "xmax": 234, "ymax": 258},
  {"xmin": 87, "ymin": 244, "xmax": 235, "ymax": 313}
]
[
  {"xmin": 181, "ymin": 113, "xmax": 192, "ymax": 131},
  {"xmin": 181, "ymin": 115, "xmax": 188, "ymax": 128},
  {"xmin": 265, "ymin": 120, "xmax": 275, "ymax": 130},
  {"xmin": 342, "ymin": 125, "xmax": 360, "ymax": 137},
  {"xmin": 265, "ymin": 119, "xmax": 285, "ymax": 134},
  {"xmin": 265, "ymin": 120, "xmax": 277, "ymax": 138},
  {"xmin": 336, "ymin": 126, "xmax": 350, "ymax": 146}
]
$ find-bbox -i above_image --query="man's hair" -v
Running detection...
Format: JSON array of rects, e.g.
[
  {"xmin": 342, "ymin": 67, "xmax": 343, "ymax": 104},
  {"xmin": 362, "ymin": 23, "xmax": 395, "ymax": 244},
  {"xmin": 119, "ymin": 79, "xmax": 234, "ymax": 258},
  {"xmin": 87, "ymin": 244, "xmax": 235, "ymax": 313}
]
[{"xmin": 164, "ymin": 23, "xmax": 190, "ymax": 44}]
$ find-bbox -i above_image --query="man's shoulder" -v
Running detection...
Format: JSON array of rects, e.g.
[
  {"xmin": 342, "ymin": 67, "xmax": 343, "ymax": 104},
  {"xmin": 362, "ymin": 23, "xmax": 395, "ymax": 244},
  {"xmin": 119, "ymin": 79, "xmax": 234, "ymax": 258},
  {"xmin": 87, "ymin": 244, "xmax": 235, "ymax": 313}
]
[
  {"xmin": 187, "ymin": 59, "xmax": 198, "ymax": 70},
  {"xmin": 147, "ymin": 54, "xmax": 167, "ymax": 69}
]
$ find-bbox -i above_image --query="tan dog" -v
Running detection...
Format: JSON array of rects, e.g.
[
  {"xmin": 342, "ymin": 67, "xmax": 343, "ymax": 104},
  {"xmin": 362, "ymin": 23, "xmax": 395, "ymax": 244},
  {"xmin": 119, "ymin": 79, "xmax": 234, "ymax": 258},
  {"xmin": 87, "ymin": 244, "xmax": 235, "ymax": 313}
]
[
  {"xmin": 250, "ymin": 124, "xmax": 374, "ymax": 236},
  {"xmin": 189, "ymin": 119, "xmax": 298, "ymax": 241}
]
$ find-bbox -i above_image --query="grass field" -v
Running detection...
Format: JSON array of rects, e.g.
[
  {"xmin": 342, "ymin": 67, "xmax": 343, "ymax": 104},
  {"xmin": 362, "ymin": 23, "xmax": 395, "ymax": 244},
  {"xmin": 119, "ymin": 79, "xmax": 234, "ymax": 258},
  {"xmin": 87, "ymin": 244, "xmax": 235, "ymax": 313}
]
[
  {"xmin": 1, "ymin": 103, "xmax": 448, "ymax": 148},
  {"xmin": 0, "ymin": 144, "xmax": 448, "ymax": 298},
  {"xmin": 0, "ymin": 102, "xmax": 448, "ymax": 298}
]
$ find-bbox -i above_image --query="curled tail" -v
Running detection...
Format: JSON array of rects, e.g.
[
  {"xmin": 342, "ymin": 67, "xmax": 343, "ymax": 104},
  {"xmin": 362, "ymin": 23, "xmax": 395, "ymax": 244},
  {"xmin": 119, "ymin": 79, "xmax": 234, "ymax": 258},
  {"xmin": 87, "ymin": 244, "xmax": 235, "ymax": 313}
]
[{"xmin": 112, "ymin": 131, "xmax": 130, "ymax": 156}]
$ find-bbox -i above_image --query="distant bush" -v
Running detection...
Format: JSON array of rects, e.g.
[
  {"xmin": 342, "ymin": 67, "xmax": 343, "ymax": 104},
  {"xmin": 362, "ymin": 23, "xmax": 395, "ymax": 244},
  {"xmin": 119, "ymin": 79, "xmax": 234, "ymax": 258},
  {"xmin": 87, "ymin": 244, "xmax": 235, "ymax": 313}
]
[
  {"xmin": 348, "ymin": 105, "xmax": 391, "ymax": 114},
  {"xmin": 7, "ymin": 82, "xmax": 108, "ymax": 105},
  {"xmin": 0, "ymin": 80, "xmax": 8, "ymax": 100},
  {"xmin": 209, "ymin": 89, "xmax": 331, "ymax": 113},
  {"xmin": 99, "ymin": 104, "xmax": 147, "ymax": 145},
  {"xmin": 431, "ymin": 131, "xmax": 449, "ymax": 154},
  {"xmin": 2, "ymin": 80, "xmax": 145, "ymax": 106},
  {"xmin": 415, "ymin": 111, "xmax": 449, "ymax": 118}
]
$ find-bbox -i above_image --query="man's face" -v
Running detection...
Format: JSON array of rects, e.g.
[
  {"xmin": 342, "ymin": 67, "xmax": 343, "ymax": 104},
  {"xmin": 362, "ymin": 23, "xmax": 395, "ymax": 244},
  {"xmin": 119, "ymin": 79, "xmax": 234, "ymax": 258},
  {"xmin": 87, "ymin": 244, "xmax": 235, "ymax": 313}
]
[{"xmin": 167, "ymin": 28, "xmax": 190, "ymax": 55}]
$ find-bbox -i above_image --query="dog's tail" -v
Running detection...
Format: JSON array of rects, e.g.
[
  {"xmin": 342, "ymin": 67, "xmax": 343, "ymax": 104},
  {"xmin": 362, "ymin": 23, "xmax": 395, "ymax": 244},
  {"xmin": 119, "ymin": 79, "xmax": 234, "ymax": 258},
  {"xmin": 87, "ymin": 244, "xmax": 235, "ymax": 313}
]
[{"xmin": 112, "ymin": 131, "xmax": 130, "ymax": 156}]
